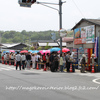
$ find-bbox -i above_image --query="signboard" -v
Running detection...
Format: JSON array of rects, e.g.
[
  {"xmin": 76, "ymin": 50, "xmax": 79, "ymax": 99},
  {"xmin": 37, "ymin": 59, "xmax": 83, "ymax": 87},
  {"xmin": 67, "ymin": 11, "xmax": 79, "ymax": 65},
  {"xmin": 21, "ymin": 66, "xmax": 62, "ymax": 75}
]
[
  {"xmin": 81, "ymin": 27, "xmax": 86, "ymax": 38},
  {"xmin": 74, "ymin": 38, "xmax": 86, "ymax": 44},
  {"xmin": 51, "ymin": 33, "xmax": 56, "ymax": 40},
  {"xmin": 86, "ymin": 25, "xmax": 95, "ymax": 43},
  {"xmin": 74, "ymin": 25, "xmax": 95, "ymax": 44},
  {"xmin": 74, "ymin": 28, "xmax": 81, "ymax": 39}
]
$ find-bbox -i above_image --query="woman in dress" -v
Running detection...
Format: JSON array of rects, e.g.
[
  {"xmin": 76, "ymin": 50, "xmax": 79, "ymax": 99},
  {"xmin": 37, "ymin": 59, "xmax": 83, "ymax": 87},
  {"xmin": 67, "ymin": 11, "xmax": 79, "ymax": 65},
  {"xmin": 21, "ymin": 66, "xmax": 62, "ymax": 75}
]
[{"xmin": 32, "ymin": 53, "xmax": 35, "ymax": 69}]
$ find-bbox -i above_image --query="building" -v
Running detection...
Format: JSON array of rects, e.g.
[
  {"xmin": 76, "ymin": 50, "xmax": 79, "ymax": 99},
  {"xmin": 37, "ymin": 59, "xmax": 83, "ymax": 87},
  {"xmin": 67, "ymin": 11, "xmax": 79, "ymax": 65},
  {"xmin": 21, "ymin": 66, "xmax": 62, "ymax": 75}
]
[
  {"xmin": 0, "ymin": 43, "xmax": 30, "ymax": 51},
  {"xmin": 62, "ymin": 37, "xmax": 74, "ymax": 52},
  {"xmin": 72, "ymin": 18, "xmax": 100, "ymax": 71},
  {"xmin": 31, "ymin": 40, "xmax": 66, "ymax": 49}
]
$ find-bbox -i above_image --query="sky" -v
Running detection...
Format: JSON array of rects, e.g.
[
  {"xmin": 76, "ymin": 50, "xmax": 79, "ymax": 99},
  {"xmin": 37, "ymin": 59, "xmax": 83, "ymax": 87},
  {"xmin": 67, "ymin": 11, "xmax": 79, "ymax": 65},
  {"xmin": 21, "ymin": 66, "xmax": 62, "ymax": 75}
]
[{"xmin": 0, "ymin": 0, "xmax": 100, "ymax": 32}]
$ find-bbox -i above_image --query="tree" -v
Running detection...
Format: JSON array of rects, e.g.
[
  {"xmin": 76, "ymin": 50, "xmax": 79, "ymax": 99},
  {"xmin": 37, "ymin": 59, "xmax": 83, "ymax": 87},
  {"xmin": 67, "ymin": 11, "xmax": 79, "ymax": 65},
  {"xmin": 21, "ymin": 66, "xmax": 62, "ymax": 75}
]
[
  {"xmin": 0, "ymin": 30, "xmax": 73, "ymax": 44},
  {"xmin": 30, "ymin": 46, "xmax": 34, "ymax": 50},
  {"xmin": 37, "ymin": 46, "xmax": 42, "ymax": 50},
  {"xmin": 22, "ymin": 46, "xmax": 30, "ymax": 50},
  {"xmin": 45, "ymin": 42, "xmax": 52, "ymax": 50}
]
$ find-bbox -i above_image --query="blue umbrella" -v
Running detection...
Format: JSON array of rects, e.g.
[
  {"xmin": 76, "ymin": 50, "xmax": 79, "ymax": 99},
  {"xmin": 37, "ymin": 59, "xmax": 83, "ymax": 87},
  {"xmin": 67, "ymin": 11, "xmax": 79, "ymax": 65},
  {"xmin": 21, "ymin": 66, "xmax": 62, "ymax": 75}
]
[
  {"xmin": 32, "ymin": 50, "xmax": 39, "ymax": 53},
  {"xmin": 3, "ymin": 51, "xmax": 6, "ymax": 53},
  {"xmin": 28, "ymin": 50, "xmax": 33, "ymax": 52},
  {"xmin": 50, "ymin": 47, "xmax": 61, "ymax": 52},
  {"xmin": 5, "ymin": 51, "xmax": 10, "ymax": 53}
]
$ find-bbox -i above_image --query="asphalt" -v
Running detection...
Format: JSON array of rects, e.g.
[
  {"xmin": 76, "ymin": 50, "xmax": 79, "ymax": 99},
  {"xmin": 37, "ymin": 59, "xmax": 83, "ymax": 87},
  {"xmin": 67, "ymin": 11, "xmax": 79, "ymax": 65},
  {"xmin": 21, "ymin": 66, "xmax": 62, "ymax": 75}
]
[{"xmin": 0, "ymin": 63, "xmax": 100, "ymax": 100}]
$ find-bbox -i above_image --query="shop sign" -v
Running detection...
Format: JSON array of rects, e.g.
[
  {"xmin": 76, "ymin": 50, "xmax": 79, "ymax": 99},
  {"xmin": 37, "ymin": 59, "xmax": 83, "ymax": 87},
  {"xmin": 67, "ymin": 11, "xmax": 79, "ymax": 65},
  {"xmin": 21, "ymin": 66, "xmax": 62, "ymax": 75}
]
[
  {"xmin": 86, "ymin": 25, "xmax": 95, "ymax": 43},
  {"xmin": 74, "ymin": 38, "xmax": 86, "ymax": 44},
  {"xmin": 74, "ymin": 25, "xmax": 95, "ymax": 44},
  {"xmin": 74, "ymin": 28, "xmax": 81, "ymax": 39}
]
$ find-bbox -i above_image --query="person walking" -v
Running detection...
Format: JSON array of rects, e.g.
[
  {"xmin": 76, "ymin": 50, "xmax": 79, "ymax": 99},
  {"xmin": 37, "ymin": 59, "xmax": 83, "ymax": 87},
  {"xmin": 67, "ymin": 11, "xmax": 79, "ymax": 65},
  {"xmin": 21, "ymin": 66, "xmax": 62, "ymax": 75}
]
[
  {"xmin": 11, "ymin": 53, "xmax": 14, "ymax": 65},
  {"xmin": 54, "ymin": 52, "xmax": 59, "ymax": 72},
  {"xmin": 80, "ymin": 54, "xmax": 86, "ymax": 73},
  {"xmin": 26, "ymin": 52, "xmax": 31, "ymax": 69},
  {"xmin": 60, "ymin": 54, "xmax": 64, "ymax": 72},
  {"xmin": 6, "ymin": 53, "xmax": 10, "ymax": 64},
  {"xmin": 46, "ymin": 53, "xmax": 50, "ymax": 70},
  {"xmin": 21, "ymin": 53, "xmax": 26, "ymax": 70},
  {"xmin": 43, "ymin": 53, "xmax": 46, "ymax": 70},
  {"xmin": 70, "ymin": 52, "xmax": 76, "ymax": 72},
  {"xmin": 49, "ymin": 52, "xmax": 54, "ymax": 72},
  {"xmin": 4, "ymin": 53, "xmax": 7, "ymax": 64},
  {"xmin": 35, "ymin": 53, "xmax": 40, "ymax": 69},
  {"xmin": 62, "ymin": 53, "xmax": 66, "ymax": 71},
  {"xmin": 32, "ymin": 54, "xmax": 35, "ymax": 69},
  {"xmin": 16, "ymin": 52, "xmax": 21, "ymax": 70},
  {"xmin": 65, "ymin": 51, "xmax": 71, "ymax": 72}
]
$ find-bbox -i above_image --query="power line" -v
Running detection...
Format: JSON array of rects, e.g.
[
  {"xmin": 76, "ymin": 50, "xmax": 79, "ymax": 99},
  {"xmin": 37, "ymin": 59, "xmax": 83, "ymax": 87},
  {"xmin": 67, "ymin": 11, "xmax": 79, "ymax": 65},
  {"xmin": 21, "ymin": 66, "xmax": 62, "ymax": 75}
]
[{"xmin": 71, "ymin": 0, "xmax": 85, "ymax": 18}]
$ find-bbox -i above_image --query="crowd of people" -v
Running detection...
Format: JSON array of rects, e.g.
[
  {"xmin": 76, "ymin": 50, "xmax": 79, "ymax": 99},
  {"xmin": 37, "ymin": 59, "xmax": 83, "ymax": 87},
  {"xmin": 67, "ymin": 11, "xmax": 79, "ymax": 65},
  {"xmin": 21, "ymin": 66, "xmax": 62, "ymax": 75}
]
[
  {"xmin": 0, "ymin": 50, "xmax": 97, "ymax": 73},
  {"xmin": 0, "ymin": 51, "xmax": 76, "ymax": 72}
]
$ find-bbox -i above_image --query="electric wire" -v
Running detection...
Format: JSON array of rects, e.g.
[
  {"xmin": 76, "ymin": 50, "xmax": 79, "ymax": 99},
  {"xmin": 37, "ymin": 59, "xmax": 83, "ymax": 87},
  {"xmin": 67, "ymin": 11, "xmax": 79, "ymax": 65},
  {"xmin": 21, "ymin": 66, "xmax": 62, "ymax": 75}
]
[{"xmin": 71, "ymin": 0, "xmax": 85, "ymax": 18}]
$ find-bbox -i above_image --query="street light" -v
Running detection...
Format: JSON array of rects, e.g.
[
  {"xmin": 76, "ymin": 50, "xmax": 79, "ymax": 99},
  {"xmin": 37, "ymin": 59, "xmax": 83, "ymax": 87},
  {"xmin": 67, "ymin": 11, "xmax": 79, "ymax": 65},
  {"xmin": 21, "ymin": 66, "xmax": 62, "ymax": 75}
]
[{"xmin": 18, "ymin": 0, "xmax": 65, "ymax": 54}]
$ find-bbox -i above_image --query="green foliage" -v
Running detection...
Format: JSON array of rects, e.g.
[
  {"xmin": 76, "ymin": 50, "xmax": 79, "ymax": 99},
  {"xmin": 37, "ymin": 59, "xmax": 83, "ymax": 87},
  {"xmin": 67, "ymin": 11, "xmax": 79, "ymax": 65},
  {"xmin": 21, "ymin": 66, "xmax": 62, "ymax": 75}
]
[
  {"xmin": 30, "ymin": 46, "xmax": 34, "ymax": 50},
  {"xmin": 44, "ymin": 42, "xmax": 52, "ymax": 50},
  {"xmin": 37, "ymin": 47, "xmax": 42, "ymax": 50},
  {"xmin": 22, "ymin": 46, "xmax": 30, "ymax": 50},
  {"xmin": 0, "ymin": 30, "xmax": 73, "ymax": 43},
  {"xmin": 67, "ymin": 30, "xmax": 74, "ymax": 37}
]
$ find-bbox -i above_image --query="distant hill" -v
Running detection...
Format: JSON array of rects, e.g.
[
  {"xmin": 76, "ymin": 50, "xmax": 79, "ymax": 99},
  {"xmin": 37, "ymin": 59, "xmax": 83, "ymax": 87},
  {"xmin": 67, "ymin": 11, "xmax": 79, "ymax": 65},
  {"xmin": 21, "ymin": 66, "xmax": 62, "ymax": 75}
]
[{"xmin": 0, "ymin": 30, "xmax": 74, "ymax": 43}]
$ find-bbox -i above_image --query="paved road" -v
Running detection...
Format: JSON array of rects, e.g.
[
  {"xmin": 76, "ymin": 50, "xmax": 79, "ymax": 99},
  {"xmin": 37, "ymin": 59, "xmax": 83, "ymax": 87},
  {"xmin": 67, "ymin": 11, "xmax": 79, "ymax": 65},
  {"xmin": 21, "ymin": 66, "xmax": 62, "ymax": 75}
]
[{"xmin": 0, "ymin": 63, "xmax": 100, "ymax": 100}]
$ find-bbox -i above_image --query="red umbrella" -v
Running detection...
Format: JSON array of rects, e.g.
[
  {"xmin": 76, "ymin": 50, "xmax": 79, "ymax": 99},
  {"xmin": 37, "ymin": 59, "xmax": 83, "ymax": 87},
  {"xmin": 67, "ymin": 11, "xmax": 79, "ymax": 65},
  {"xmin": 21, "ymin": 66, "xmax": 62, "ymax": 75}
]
[
  {"xmin": 20, "ymin": 50, "xmax": 28, "ymax": 53},
  {"xmin": 62, "ymin": 48, "xmax": 70, "ymax": 53},
  {"xmin": 39, "ymin": 50, "xmax": 51, "ymax": 55}
]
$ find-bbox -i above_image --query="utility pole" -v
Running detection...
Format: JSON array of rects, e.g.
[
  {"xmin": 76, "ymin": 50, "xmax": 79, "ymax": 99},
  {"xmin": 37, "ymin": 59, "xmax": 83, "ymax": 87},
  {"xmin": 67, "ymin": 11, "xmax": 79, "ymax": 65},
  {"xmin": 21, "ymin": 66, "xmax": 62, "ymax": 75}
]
[
  {"xmin": 59, "ymin": 0, "xmax": 62, "ymax": 54},
  {"xmin": 19, "ymin": 0, "xmax": 65, "ymax": 53},
  {"xmin": 0, "ymin": 33, "xmax": 1, "ymax": 44},
  {"xmin": 98, "ymin": 30, "xmax": 100, "ymax": 71},
  {"xmin": 37, "ymin": 0, "xmax": 64, "ymax": 55},
  {"xmin": 0, "ymin": 33, "xmax": 1, "ymax": 51}
]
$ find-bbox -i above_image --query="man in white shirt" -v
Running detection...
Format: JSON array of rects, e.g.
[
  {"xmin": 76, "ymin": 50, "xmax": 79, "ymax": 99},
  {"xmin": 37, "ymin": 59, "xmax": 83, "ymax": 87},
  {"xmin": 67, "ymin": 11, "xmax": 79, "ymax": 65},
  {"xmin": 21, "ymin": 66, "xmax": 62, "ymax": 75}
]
[
  {"xmin": 21, "ymin": 53, "xmax": 26, "ymax": 70},
  {"xmin": 16, "ymin": 52, "xmax": 21, "ymax": 70},
  {"xmin": 4, "ymin": 53, "xmax": 7, "ymax": 64},
  {"xmin": 35, "ymin": 53, "xmax": 40, "ymax": 69}
]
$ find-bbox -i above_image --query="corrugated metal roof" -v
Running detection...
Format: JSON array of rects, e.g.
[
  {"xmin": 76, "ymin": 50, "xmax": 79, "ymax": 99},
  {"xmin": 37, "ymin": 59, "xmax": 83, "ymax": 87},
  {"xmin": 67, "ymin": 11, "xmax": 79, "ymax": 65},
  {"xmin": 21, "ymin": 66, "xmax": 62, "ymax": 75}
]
[
  {"xmin": 38, "ymin": 42, "xmax": 66, "ymax": 47},
  {"xmin": 1, "ymin": 43, "xmax": 31, "ymax": 48},
  {"xmin": 31, "ymin": 40, "xmax": 54, "ymax": 43},
  {"xmin": 72, "ymin": 18, "xmax": 100, "ymax": 30},
  {"xmin": 2, "ymin": 43, "xmax": 20, "ymax": 48}
]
